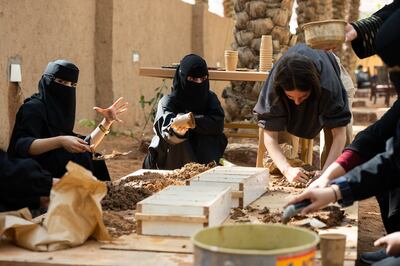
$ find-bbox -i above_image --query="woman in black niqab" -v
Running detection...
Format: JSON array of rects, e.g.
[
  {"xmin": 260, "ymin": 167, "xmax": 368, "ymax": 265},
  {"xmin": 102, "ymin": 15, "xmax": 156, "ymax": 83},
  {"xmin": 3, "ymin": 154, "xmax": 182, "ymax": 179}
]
[
  {"xmin": 8, "ymin": 60, "xmax": 128, "ymax": 181},
  {"xmin": 143, "ymin": 54, "xmax": 227, "ymax": 170}
]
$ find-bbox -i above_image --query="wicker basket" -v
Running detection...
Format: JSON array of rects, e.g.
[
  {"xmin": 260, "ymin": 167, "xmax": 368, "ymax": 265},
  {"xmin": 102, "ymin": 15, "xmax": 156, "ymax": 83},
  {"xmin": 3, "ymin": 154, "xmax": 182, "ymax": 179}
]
[{"xmin": 302, "ymin": 20, "xmax": 346, "ymax": 50}]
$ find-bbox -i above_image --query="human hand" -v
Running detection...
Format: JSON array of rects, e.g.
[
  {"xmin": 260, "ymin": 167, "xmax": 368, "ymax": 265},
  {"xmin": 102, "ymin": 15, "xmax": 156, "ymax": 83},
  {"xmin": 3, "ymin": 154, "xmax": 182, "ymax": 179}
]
[
  {"xmin": 173, "ymin": 126, "xmax": 189, "ymax": 136},
  {"xmin": 307, "ymin": 173, "xmax": 330, "ymax": 190},
  {"xmin": 345, "ymin": 23, "xmax": 357, "ymax": 42},
  {"xmin": 93, "ymin": 97, "xmax": 128, "ymax": 124},
  {"xmin": 374, "ymin": 232, "xmax": 400, "ymax": 256},
  {"xmin": 60, "ymin": 136, "xmax": 91, "ymax": 153},
  {"xmin": 285, "ymin": 186, "xmax": 337, "ymax": 215},
  {"xmin": 283, "ymin": 167, "xmax": 310, "ymax": 184}
]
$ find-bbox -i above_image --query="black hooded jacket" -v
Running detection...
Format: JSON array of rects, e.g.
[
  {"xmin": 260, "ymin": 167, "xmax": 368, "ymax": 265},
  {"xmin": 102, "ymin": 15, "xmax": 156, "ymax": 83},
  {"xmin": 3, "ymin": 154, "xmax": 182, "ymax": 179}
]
[
  {"xmin": 143, "ymin": 54, "xmax": 227, "ymax": 169},
  {"xmin": 8, "ymin": 60, "xmax": 109, "ymax": 180}
]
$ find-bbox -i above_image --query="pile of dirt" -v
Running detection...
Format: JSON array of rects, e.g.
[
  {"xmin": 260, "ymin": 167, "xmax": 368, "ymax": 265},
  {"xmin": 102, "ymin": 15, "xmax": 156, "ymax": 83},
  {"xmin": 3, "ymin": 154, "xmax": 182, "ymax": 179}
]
[
  {"xmin": 258, "ymin": 207, "xmax": 282, "ymax": 223},
  {"xmin": 310, "ymin": 206, "xmax": 345, "ymax": 227},
  {"xmin": 119, "ymin": 172, "xmax": 183, "ymax": 193},
  {"xmin": 165, "ymin": 162, "xmax": 217, "ymax": 180},
  {"xmin": 102, "ymin": 182, "xmax": 152, "ymax": 211},
  {"xmin": 270, "ymin": 176, "xmax": 307, "ymax": 189},
  {"xmin": 102, "ymin": 162, "xmax": 216, "ymax": 211},
  {"xmin": 103, "ymin": 210, "xmax": 136, "ymax": 238}
]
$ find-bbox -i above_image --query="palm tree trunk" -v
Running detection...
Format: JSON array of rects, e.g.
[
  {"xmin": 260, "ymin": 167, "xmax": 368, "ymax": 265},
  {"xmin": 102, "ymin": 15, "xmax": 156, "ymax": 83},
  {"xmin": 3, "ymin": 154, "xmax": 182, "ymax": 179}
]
[{"xmin": 223, "ymin": 0, "xmax": 296, "ymax": 121}]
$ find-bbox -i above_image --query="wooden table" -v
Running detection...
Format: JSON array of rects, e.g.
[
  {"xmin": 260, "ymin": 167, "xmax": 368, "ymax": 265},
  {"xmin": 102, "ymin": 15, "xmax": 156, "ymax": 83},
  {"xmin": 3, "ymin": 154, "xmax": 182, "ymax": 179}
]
[
  {"xmin": 139, "ymin": 67, "xmax": 269, "ymax": 82},
  {"xmin": 0, "ymin": 173, "xmax": 358, "ymax": 266}
]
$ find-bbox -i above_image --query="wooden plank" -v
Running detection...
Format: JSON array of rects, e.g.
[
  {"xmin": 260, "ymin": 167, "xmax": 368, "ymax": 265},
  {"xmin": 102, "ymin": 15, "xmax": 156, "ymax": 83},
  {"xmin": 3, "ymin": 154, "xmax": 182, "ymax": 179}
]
[
  {"xmin": 257, "ymin": 127, "xmax": 266, "ymax": 167},
  {"xmin": 138, "ymin": 185, "xmax": 232, "ymax": 237},
  {"xmin": 207, "ymin": 166, "xmax": 267, "ymax": 174},
  {"xmin": 231, "ymin": 191, "xmax": 244, "ymax": 199},
  {"xmin": 101, "ymin": 234, "xmax": 193, "ymax": 254},
  {"xmin": 224, "ymin": 123, "xmax": 259, "ymax": 129},
  {"xmin": 225, "ymin": 132, "xmax": 258, "ymax": 138},
  {"xmin": 188, "ymin": 167, "xmax": 268, "ymax": 208},
  {"xmin": 0, "ymin": 240, "xmax": 193, "ymax": 266},
  {"xmin": 135, "ymin": 213, "xmax": 208, "ymax": 223},
  {"xmin": 139, "ymin": 67, "xmax": 269, "ymax": 82}
]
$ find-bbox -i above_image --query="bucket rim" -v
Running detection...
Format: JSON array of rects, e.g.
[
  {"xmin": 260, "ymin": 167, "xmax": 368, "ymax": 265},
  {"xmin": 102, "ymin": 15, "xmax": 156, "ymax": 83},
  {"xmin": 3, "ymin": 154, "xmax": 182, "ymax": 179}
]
[
  {"xmin": 302, "ymin": 19, "xmax": 347, "ymax": 30},
  {"xmin": 191, "ymin": 223, "xmax": 320, "ymax": 256}
]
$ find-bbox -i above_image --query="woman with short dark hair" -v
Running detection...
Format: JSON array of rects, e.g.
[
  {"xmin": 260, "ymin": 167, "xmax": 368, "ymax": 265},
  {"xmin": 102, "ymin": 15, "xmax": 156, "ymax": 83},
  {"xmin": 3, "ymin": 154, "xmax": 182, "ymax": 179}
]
[{"xmin": 254, "ymin": 44, "xmax": 353, "ymax": 184}]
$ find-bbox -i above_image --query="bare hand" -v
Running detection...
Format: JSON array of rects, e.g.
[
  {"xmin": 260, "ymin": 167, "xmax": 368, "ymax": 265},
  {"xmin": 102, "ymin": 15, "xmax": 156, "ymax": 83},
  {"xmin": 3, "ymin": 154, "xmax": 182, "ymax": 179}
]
[
  {"xmin": 307, "ymin": 174, "xmax": 330, "ymax": 190},
  {"xmin": 93, "ymin": 97, "xmax": 128, "ymax": 123},
  {"xmin": 60, "ymin": 136, "xmax": 91, "ymax": 153},
  {"xmin": 345, "ymin": 23, "xmax": 357, "ymax": 42},
  {"xmin": 284, "ymin": 167, "xmax": 310, "ymax": 184},
  {"xmin": 285, "ymin": 187, "xmax": 337, "ymax": 215},
  {"xmin": 374, "ymin": 232, "xmax": 400, "ymax": 256},
  {"xmin": 173, "ymin": 126, "xmax": 188, "ymax": 136}
]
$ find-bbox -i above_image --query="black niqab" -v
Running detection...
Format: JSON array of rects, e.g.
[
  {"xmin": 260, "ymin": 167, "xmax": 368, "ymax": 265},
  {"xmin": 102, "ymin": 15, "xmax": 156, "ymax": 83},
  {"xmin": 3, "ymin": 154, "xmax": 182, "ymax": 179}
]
[
  {"xmin": 30, "ymin": 60, "xmax": 79, "ymax": 134},
  {"xmin": 172, "ymin": 54, "xmax": 210, "ymax": 113}
]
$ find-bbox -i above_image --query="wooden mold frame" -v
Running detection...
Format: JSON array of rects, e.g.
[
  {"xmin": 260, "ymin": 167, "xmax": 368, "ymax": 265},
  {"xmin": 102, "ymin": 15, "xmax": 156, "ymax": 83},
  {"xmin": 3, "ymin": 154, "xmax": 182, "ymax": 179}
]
[
  {"xmin": 135, "ymin": 185, "xmax": 232, "ymax": 237},
  {"xmin": 186, "ymin": 166, "xmax": 269, "ymax": 208}
]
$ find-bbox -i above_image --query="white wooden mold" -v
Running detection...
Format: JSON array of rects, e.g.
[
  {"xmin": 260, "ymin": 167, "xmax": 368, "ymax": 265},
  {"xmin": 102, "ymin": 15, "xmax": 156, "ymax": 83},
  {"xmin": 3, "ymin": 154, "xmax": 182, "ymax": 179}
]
[
  {"xmin": 135, "ymin": 184, "xmax": 232, "ymax": 237},
  {"xmin": 186, "ymin": 166, "xmax": 269, "ymax": 208}
]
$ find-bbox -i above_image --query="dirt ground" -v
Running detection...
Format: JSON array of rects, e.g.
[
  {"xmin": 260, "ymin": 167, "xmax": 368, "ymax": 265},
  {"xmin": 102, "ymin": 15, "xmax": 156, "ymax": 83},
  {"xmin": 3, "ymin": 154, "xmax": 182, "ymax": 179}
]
[{"xmin": 91, "ymin": 93, "xmax": 392, "ymax": 265}]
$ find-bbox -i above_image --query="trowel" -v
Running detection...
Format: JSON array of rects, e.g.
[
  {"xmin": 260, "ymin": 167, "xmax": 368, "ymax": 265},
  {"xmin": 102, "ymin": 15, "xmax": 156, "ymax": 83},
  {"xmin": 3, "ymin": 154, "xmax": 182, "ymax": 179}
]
[{"xmin": 281, "ymin": 199, "xmax": 311, "ymax": 224}]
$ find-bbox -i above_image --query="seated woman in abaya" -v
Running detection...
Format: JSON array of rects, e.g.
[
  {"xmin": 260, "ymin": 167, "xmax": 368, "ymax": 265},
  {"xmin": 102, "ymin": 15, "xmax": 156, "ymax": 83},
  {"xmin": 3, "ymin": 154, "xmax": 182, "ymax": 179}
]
[
  {"xmin": 8, "ymin": 60, "xmax": 128, "ymax": 181},
  {"xmin": 143, "ymin": 54, "xmax": 227, "ymax": 170},
  {"xmin": 0, "ymin": 149, "xmax": 54, "ymax": 212}
]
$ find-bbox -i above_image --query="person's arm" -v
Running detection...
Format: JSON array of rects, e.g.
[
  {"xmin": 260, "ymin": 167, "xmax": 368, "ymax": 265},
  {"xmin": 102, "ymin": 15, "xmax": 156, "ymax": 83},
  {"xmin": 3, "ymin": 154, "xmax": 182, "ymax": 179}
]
[
  {"xmin": 192, "ymin": 92, "xmax": 225, "ymax": 135},
  {"xmin": 321, "ymin": 126, "xmax": 346, "ymax": 171},
  {"xmin": 29, "ymin": 136, "xmax": 91, "ymax": 155},
  {"xmin": 347, "ymin": 1, "xmax": 400, "ymax": 58},
  {"xmin": 264, "ymin": 130, "xmax": 309, "ymax": 183},
  {"xmin": 308, "ymin": 149, "xmax": 368, "ymax": 189},
  {"xmin": 154, "ymin": 96, "xmax": 189, "ymax": 145},
  {"xmin": 290, "ymin": 136, "xmax": 400, "ymax": 213},
  {"xmin": 286, "ymin": 184, "xmax": 342, "ymax": 215},
  {"xmin": 89, "ymin": 97, "xmax": 128, "ymax": 151}
]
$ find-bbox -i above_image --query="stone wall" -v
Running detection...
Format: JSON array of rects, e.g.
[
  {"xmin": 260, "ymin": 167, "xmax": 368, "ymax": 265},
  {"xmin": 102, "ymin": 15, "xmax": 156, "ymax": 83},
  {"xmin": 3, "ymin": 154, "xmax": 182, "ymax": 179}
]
[{"xmin": 223, "ymin": 0, "xmax": 296, "ymax": 121}]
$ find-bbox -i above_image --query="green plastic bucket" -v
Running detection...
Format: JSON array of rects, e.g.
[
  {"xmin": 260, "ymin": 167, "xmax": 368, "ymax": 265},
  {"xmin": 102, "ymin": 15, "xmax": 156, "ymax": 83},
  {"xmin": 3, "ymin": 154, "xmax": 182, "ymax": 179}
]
[{"xmin": 192, "ymin": 224, "xmax": 319, "ymax": 266}]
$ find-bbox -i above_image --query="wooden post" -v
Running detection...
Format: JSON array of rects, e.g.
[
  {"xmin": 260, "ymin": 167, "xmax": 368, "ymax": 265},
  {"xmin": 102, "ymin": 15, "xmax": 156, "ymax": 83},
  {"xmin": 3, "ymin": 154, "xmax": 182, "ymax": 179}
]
[{"xmin": 256, "ymin": 128, "xmax": 266, "ymax": 167}]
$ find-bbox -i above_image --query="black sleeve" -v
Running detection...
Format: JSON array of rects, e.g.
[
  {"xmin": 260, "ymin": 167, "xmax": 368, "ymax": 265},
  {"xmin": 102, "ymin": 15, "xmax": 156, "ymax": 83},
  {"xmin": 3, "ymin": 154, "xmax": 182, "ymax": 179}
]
[
  {"xmin": 320, "ymin": 87, "xmax": 351, "ymax": 129},
  {"xmin": 253, "ymin": 66, "xmax": 287, "ymax": 131},
  {"xmin": 351, "ymin": 1, "xmax": 400, "ymax": 59},
  {"xmin": 192, "ymin": 92, "xmax": 225, "ymax": 135},
  {"xmin": 153, "ymin": 95, "xmax": 188, "ymax": 145},
  {"xmin": 0, "ymin": 150, "xmax": 52, "ymax": 198},
  {"xmin": 343, "ymin": 136, "xmax": 400, "ymax": 202},
  {"xmin": 346, "ymin": 100, "xmax": 400, "ymax": 159},
  {"xmin": 11, "ymin": 102, "xmax": 47, "ymax": 158}
]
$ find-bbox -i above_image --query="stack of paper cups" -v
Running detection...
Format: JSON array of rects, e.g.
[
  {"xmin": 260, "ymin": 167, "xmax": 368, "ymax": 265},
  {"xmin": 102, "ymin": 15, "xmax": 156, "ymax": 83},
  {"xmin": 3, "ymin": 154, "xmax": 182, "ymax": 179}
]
[
  {"xmin": 259, "ymin": 35, "xmax": 273, "ymax": 72},
  {"xmin": 224, "ymin": 50, "xmax": 238, "ymax": 71}
]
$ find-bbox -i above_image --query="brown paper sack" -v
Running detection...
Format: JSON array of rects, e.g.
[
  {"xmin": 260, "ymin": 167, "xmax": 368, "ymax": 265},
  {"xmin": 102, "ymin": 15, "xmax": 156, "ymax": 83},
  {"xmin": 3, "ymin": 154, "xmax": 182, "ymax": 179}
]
[{"xmin": 0, "ymin": 162, "xmax": 111, "ymax": 251}]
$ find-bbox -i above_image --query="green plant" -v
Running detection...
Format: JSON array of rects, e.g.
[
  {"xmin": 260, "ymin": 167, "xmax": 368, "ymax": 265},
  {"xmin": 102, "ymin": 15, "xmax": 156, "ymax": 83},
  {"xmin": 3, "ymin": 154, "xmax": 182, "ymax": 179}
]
[
  {"xmin": 78, "ymin": 118, "xmax": 96, "ymax": 129},
  {"xmin": 139, "ymin": 79, "xmax": 170, "ymax": 133}
]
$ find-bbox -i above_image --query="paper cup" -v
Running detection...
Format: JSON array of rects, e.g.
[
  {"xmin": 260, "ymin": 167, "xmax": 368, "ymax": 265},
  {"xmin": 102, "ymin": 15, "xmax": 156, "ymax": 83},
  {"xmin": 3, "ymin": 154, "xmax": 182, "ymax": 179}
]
[
  {"xmin": 224, "ymin": 50, "xmax": 238, "ymax": 71},
  {"xmin": 320, "ymin": 233, "xmax": 346, "ymax": 266}
]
